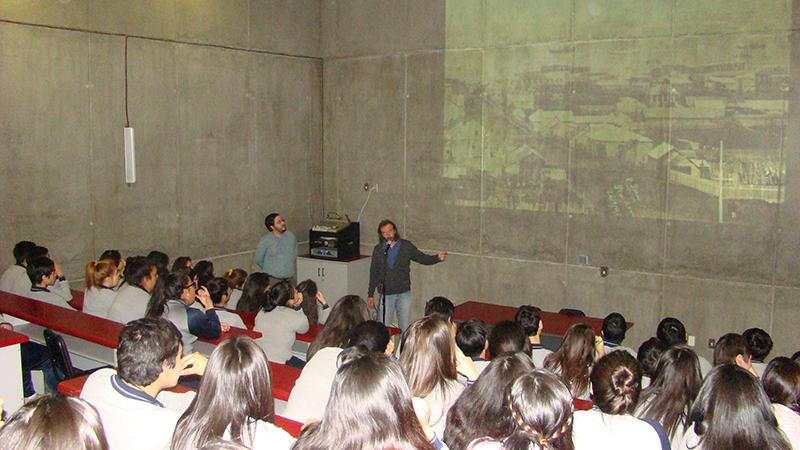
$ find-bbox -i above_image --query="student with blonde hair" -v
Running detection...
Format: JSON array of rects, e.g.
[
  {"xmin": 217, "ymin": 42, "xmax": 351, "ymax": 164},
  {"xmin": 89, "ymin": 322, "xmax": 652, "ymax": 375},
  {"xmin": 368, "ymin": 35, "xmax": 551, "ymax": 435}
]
[{"xmin": 83, "ymin": 259, "xmax": 120, "ymax": 317}]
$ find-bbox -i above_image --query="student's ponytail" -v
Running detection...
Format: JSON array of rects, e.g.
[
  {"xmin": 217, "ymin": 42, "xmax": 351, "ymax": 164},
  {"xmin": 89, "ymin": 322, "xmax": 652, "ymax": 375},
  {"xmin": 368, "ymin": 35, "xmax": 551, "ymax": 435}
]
[{"xmin": 85, "ymin": 259, "xmax": 117, "ymax": 290}]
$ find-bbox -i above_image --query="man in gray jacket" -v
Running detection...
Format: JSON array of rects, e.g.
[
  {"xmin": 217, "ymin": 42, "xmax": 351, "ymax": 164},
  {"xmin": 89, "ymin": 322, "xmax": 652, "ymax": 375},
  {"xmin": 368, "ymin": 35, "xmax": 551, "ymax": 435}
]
[{"xmin": 367, "ymin": 219, "xmax": 447, "ymax": 331}]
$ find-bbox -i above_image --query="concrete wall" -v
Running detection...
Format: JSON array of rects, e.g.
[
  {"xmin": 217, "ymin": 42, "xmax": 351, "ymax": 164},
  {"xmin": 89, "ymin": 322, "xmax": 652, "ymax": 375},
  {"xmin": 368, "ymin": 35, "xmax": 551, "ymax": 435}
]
[
  {"xmin": 0, "ymin": 1, "xmax": 323, "ymax": 278},
  {"xmin": 321, "ymin": 0, "xmax": 800, "ymax": 360}
]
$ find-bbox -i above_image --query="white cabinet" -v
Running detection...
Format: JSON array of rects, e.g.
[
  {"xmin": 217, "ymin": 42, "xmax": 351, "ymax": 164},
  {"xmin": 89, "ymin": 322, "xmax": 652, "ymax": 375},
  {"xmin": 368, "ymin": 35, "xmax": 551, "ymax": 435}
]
[{"xmin": 296, "ymin": 255, "xmax": 371, "ymax": 304}]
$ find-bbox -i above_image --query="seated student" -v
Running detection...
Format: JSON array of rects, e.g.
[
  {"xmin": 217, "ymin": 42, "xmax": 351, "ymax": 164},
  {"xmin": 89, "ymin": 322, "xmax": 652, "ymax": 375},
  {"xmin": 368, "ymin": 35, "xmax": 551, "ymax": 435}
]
[
  {"xmin": 99, "ymin": 249, "xmax": 125, "ymax": 288},
  {"xmin": 222, "ymin": 268, "xmax": 247, "ymax": 311},
  {"xmin": 283, "ymin": 320, "xmax": 394, "ymax": 423},
  {"xmin": 194, "ymin": 260, "xmax": 214, "ymax": 288},
  {"xmin": 444, "ymin": 352, "xmax": 536, "ymax": 449},
  {"xmin": 145, "ymin": 271, "xmax": 225, "ymax": 354},
  {"xmin": 9, "ymin": 245, "xmax": 49, "ymax": 295},
  {"xmin": 0, "ymin": 240, "xmax": 36, "ymax": 293},
  {"xmin": 400, "ymin": 315, "xmax": 478, "ymax": 437},
  {"xmin": 234, "ymin": 272, "xmax": 271, "ymax": 314},
  {"xmin": 0, "ymin": 321, "xmax": 58, "ymax": 399},
  {"xmin": 515, "ymin": 305, "xmax": 551, "ymax": 368},
  {"xmin": 744, "ymin": 327, "xmax": 773, "ymax": 377},
  {"xmin": 637, "ymin": 337, "xmax": 666, "ymax": 389},
  {"xmin": 292, "ymin": 347, "xmax": 437, "ymax": 450},
  {"xmin": 572, "ymin": 351, "xmax": 666, "ymax": 450},
  {"xmin": 296, "ymin": 279, "xmax": 333, "ymax": 328},
  {"xmin": 83, "ymin": 259, "xmax": 120, "ymax": 317},
  {"xmin": 635, "ymin": 346, "xmax": 702, "ymax": 450},
  {"xmin": 171, "ymin": 337, "xmax": 294, "ymax": 450},
  {"xmin": 686, "ymin": 364, "xmax": 791, "ymax": 450},
  {"xmin": 602, "ymin": 312, "xmax": 636, "ymax": 356},
  {"xmin": 147, "ymin": 250, "xmax": 170, "ymax": 277},
  {"xmin": 107, "ymin": 256, "xmax": 158, "ymax": 323},
  {"xmin": 205, "ymin": 277, "xmax": 246, "ymax": 329},
  {"xmin": 171, "ymin": 256, "xmax": 193, "ymax": 273},
  {"xmin": 487, "ymin": 320, "xmax": 530, "ymax": 362},
  {"xmin": 306, "ymin": 294, "xmax": 367, "ymax": 361},
  {"xmin": 544, "ymin": 323, "xmax": 603, "ymax": 400},
  {"xmin": 713, "ymin": 332, "xmax": 758, "ymax": 377},
  {"xmin": 456, "ymin": 318, "xmax": 490, "ymax": 375},
  {"xmin": 0, "ymin": 394, "xmax": 109, "ymax": 450},
  {"xmin": 24, "ymin": 256, "xmax": 72, "ymax": 306},
  {"xmin": 80, "ymin": 318, "xmax": 207, "ymax": 450},
  {"xmin": 466, "ymin": 369, "xmax": 575, "ymax": 450},
  {"xmin": 657, "ymin": 317, "xmax": 712, "ymax": 377},
  {"xmin": 425, "ymin": 296, "xmax": 455, "ymax": 321},
  {"xmin": 762, "ymin": 357, "xmax": 800, "ymax": 449},
  {"xmin": 253, "ymin": 280, "xmax": 309, "ymax": 366}
]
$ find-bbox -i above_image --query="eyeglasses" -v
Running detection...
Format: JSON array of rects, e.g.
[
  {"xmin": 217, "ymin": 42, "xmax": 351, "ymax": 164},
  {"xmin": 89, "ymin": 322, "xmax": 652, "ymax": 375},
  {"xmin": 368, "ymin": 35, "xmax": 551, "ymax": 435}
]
[{"xmin": 184, "ymin": 282, "xmax": 197, "ymax": 290}]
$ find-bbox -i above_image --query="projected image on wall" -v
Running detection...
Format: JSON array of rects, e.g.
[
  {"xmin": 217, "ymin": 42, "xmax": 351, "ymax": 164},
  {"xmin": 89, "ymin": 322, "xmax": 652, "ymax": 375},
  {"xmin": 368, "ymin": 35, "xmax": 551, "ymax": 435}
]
[{"xmin": 441, "ymin": 10, "xmax": 787, "ymax": 225}]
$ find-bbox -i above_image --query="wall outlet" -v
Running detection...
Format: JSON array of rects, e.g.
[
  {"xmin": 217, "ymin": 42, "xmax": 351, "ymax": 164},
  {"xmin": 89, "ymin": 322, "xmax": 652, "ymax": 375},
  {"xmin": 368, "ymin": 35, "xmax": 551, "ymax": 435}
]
[
  {"xmin": 708, "ymin": 338, "xmax": 716, "ymax": 349},
  {"xmin": 687, "ymin": 335, "xmax": 695, "ymax": 347},
  {"xmin": 363, "ymin": 183, "xmax": 379, "ymax": 192}
]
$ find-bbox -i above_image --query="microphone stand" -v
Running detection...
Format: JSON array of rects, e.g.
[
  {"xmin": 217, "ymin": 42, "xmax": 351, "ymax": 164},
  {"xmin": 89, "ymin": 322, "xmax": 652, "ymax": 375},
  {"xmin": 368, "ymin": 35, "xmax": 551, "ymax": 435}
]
[{"xmin": 380, "ymin": 241, "xmax": 389, "ymax": 326}]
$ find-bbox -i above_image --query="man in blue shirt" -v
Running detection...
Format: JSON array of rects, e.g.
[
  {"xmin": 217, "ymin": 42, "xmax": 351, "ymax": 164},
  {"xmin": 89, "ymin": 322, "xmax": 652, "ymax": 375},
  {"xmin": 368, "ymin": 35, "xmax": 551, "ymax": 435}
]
[{"xmin": 255, "ymin": 212, "xmax": 298, "ymax": 281}]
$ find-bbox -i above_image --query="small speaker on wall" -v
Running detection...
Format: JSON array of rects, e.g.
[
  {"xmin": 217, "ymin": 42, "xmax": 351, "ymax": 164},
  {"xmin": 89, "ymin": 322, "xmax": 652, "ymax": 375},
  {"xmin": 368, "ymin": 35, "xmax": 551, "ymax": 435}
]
[{"xmin": 124, "ymin": 127, "xmax": 136, "ymax": 184}]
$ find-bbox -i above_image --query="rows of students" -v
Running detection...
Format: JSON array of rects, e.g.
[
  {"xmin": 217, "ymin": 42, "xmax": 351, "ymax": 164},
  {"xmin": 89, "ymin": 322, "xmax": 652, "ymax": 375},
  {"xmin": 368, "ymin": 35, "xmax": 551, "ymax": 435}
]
[{"xmin": 1, "ymin": 242, "xmax": 799, "ymax": 449}]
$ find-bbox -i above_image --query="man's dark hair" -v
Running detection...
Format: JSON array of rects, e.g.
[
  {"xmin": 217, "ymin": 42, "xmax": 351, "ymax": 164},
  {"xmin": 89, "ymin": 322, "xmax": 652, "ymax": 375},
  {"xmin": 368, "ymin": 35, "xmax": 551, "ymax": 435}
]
[
  {"xmin": 515, "ymin": 305, "xmax": 542, "ymax": 337},
  {"xmin": 27, "ymin": 246, "xmax": 49, "ymax": 261},
  {"xmin": 456, "ymin": 318, "xmax": 488, "ymax": 357},
  {"xmin": 147, "ymin": 251, "xmax": 170, "ymax": 276},
  {"xmin": 26, "ymin": 257, "xmax": 54, "ymax": 285},
  {"xmin": 265, "ymin": 213, "xmax": 279, "ymax": 231},
  {"xmin": 124, "ymin": 256, "xmax": 155, "ymax": 288},
  {"xmin": 488, "ymin": 320, "xmax": 530, "ymax": 359},
  {"xmin": 603, "ymin": 312, "xmax": 627, "ymax": 345},
  {"xmin": 743, "ymin": 328, "xmax": 773, "ymax": 362},
  {"xmin": 376, "ymin": 219, "xmax": 400, "ymax": 241},
  {"xmin": 12, "ymin": 241, "xmax": 36, "ymax": 265},
  {"xmin": 424, "ymin": 296, "xmax": 454, "ymax": 320},
  {"xmin": 657, "ymin": 317, "xmax": 687, "ymax": 347},
  {"xmin": 713, "ymin": 333, "xmax": 750, "ymax": 366},
  {"xmin": 206, "ymin": 277, "xmax": 229, "ymax": 306},
  {"xmin": 117, "ymin": 318, "xmax": 182, "ymax": 386}
]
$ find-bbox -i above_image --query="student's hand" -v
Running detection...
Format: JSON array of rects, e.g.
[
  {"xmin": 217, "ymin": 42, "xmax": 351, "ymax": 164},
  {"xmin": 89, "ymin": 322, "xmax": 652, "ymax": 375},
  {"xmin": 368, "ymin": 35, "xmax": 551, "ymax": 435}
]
[
  {"xmin": 315, "ymin": 291, "xmax": 327, "ymax": 305},
  {"xmin": 53, "ymin": 261, "xmax": 64, "ymax": 277},
  {"xmin": 0, "ymin": 322, "xmax": 13, "ymax": 331},
  {"xmin": 367, "ymin": 297, "xmax": 375, "ymax": 308},
  {"xmin": 594, "ymin": 336, "xmax": 605, "ymax": 358},
  {"xmin": 454, "ymin": 346, "xmax": 479, "ymax": 382},
  {"xmin": 180, "ymin": 352, "xmax": 208, "ymax": 376},
  {"xmin": 196, "ymin": 287, "xmax": 214, "ymax": 309},
  {"xmin": 412, "ymin": 397, "xmax": 436, "ymax": 440},
  {"xmin": 220, "ymin": 322, "xmax": 231, "ymax": 333},
  {"xmin": 438, "ymin": 251, "xmax": 448, "ymax": 261},
  {"xmin": 301, "ymin": 418, "xmax": 320, "ymax": 431}
]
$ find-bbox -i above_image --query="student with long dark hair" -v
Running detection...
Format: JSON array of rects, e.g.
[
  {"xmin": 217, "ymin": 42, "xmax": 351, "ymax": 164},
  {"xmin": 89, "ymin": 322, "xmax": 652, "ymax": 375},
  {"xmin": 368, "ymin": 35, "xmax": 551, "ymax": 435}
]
[
  {"xmin": 486, "ymin": 321, "xmax": 530, "ymax": 360},
  {"xmin": 572, "ymin": 351, "xmax": 664, "ymax": 450},
  {"xmin": 223, "ymin": 268, "xmax": 247, "ymax": 311},
  {"xmin": 194, "ymin": 260, "xmax": 214, "ymax": 288},
  {"xmin": 743, "ymin": 327, "xmax": 773, "ymax": 377},
  {"xmin": 544, "ymin": 323, "xmax": 601, "ymax": 400},
  {"xmin": 687, "ymin": 364, "xmax": 791, "ymax": 450},
  {"xmin": 400, "ymin": 315, "xmax": 478, "ymax": 437},
  {"xmin": 635, "ymin": 346, "xmax": 702, "ymax": 450},
  {"xmin": 444, "ymin": 352, "xmax": 536, "ymax": 449},
  {"xmin": 147, "ymin": 250, "xmax": 170, "ymax": 277},
  {"xmin": 83, "ymin": 259, "xmax": 120, "ymax": 317},
  {"xmin": 0, "ymin": 394, "xmax": 109, "ymax": 450},
  {"xmin": 145, "ymin": 271, "xmax": 224, "ymax": 354},
  {"xmin": 291, "ymin": 347, "xmax": 434, "ymax": 450},
  {"xmin": 253, "ymin": 280, "xmax": 309, "ymax": 366},
  {"xmin": 296, "ymin": 279, "xmax": 332, "ymax": 328},
  {"xmin": 284, "ymin": 320, "xmax": 394, "ymax": 423},
  {"xmin": 306, "ymin": 294, "xmax": 368, "ymax": 361},
  {"xmin": 235, "ymin": 272, "xmax": 271, "ymax": 313},
  {"xmin": 467, "ymin": 369, "xmax": 575, "ymax": 450},
  {"xmin": 107, "ymin": 256, "xmax": 158, "ymax": 323},
  {"xmin": 171, "ymin": 337, "xmax": 294, "ymax": 450},
  {"xmin": 206, "ymin": 277, "xmax": 246, "ymax": 329},
  {"xmin": 762, "ymin": 357, "xmax": 800, "ymax": 448}
]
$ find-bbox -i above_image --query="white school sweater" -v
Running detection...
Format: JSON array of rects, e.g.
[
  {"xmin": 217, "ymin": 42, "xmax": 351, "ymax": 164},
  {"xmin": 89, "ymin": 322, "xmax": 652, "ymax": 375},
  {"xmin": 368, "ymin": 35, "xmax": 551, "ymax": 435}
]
[
  {"xmin": 214, "ymin": 308, "xmax": 246, "ymax": 329},
  {"xmin": 81, "ymin": 368, "xmax": 195, "ymax": 450},
  {"xmin": 26, "ymin": 285, "xmax": 71, "ymax": 307},
  {"xmin": 223, "ymin": 420, "xmax": 295, "ymax": 450},
  {"xmin": 0, "ymin": 265, "xmax": 26, "ymax": 293},
  {"xmin": 283, "ymin": 346, "xmax": 343, "ymax": 423},
  {"xmin": 573, "ymin": 410, "xmax": 663, "ymax": 450},
  {"xmin": 83, "ymin": 286, "xmax": 117, "ymax": 317},
  {"xmin": 107, "ymin": 284, "xmax": 149, "ymax": 323},
  {"xmin": 254, "ymin": 306, "xmax": 309, "ymax": 363}
]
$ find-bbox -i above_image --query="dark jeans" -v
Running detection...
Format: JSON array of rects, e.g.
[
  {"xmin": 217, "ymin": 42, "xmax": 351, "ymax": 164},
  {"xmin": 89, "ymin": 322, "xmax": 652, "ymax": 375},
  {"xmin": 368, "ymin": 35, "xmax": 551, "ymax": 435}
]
[{"xmin": 20, "ymin": 342, "xmax": 59, "ymax": 397}]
